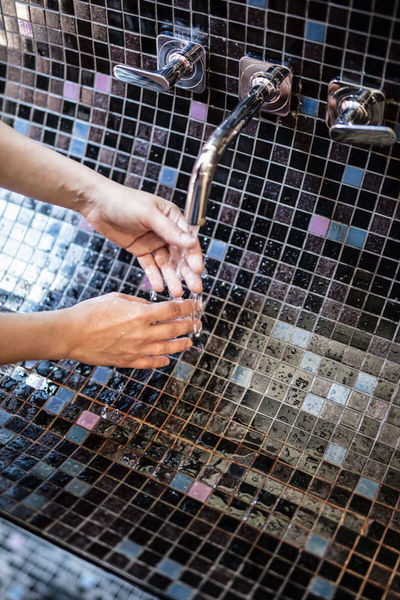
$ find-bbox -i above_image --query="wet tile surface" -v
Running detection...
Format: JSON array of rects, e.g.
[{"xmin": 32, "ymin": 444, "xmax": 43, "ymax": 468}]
[
  {"xmin": 0, "ymin": 0, "xmax": 399, "ymax": 598},
  {"xmin": 0, "ymin": 189, "xmax": 398, "ymax": 599}
]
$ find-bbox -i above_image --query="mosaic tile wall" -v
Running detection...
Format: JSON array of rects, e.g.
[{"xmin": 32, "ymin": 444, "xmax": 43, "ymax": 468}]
[{"xmin": 0, "ymin": 1, "xmax": 399, "ymax": 600}]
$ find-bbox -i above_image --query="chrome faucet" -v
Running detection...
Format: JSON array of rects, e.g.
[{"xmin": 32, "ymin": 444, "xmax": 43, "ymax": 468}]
[{"xmin": 185, "ymin": 59, "xmax": 292, "ymax": 227}]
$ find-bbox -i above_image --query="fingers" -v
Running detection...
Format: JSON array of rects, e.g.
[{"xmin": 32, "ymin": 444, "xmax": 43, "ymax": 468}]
[
  {"xmin": 147, "ymin": 298, "xmax": 195, "ymax": 322},
  {"xmin": 130, "ymin": 356, "xmax": 170, "ymax": 369},
  {"xmin": 152, "ymin": 246, "xmax": 183, "ymax": 298},
  {"xmin": 142, "ymin": 336, "xmax": 192, "ymax": 357},
  {"xmin": 149, "ymin": 200, "xmax": 198, "ymax": 249},
  {"xmin": 137, "ymin": 254, "xmax": 165, "ymax": 292},
  {"xmin": 179, "ymin": 257, "xmax": 203, "ymax": 295},
  {"xmin": 149, "ymin": 316, "xmax": 200, "ymax": 341}
]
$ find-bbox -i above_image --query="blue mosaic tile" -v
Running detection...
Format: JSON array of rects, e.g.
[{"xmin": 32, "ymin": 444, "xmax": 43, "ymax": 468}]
[
  {"xmin": 168, "ymin": 582, "xmax": 195, "ymax": 600},
  {"xmin": 354, "ymin": 372, "xmax": 377, "ymax": 394},
  {"xmin": 305, "ymin": 20, "xmax": 325, "ymax": 42},
  {"xmin": 302, "ymin": 393, "xmax": 325, "ymax": 416},
  {"xmin": 232, "ymin": 366, "xmax": 253, "ymax": 387},
  {"xmin": 300, "ymin": 352, "xmax": 321, "ymax": 373},
  {"xmin": 290, "ymin": 327, "xmax": 311, "ymax": 348},
  {"xmin": 65, "ymin": 478, "xmax": 91, "ymax": 497},
  {"xmin": 70, "ymin": 139, "xmax": 85, "ymax": 157},
  {"xmin": 343, "ymin": 165, "xmax": 364, "ymax": 187},
  {"xmin": 30, "ymin": 462, "xmax": 55, "ymax": 479},
  {"xmin": 66, "ymin": 425, "xmax": 89, "ymax": 443},
  {"xmin": 44, "ymin": 395, "xmax": 68, "ymax": 414},
  {"xmin": 171, "ymin": 473, "xmax": 193, "ymax": 492},
  {"xmin": 92, "ymin": 366, "xmax": 112, "ymax": 385},
  {"xmin": 355, "ymin": 477, "xmax": 379, "ymax": 499},
  {"xmin": 159, "ymin": 166, "xmax": 178, "ymax": 187},
  {"xmin": 14, "ymin": 119, "xmax": 29, "ymax": 135},
  {"xmin": 174, "ymin": 361, "xmax": 194, "ymax": 381},
  {"xmin": 60, "ymin": 459, "xmax": 84, "ymax": 476},
  {"xmin": 23, "ymin": 493, "xmax": 46, "ymax": 510},
  {"xmin": 305, "ymin": 534, "xmax": 329, "ymax": 557},
  {"xmin": 324, "ymin": 443, "xmax": 347, "ymax": 466},
  {"xmin": 327, "ymin": 383, "xmax": 350, "ymax": 405},
  {"xmin": 272, "ymin": 321, "xmax": 292, "ymax": 342},
  {"xmin": 55, "ymin": 387, "xmax": 75, "ymax": 402},
  {"xmin": 0, "ymin": 430, "xmax": 15, "ymax": 444},
  {"xmin": 309, "ymin": 577, "xmax": 336, "ymax": 600},
  {"xmin": 157, "ymin": 558, "xmax": 183, "ymax": 579},
  {"xmin": 207, "ymin": 239, "xmax": 227, "ymax": 260},
  {"xmin": 300, "ymin": 97, "xmax": 318, "ymax": 116},
  {"xmin": 116, "ymin": 540, "xmax": 142, "ymax": 559},
  {"xmin": 73, "ymin": 120, "xmax": 90, "ymax": 140},
  {"xmin": 346, "ymin": 227, "xmax": 366, "ymax": 248},
  {"xmin": 327, "ymin": 221, "xmax": 347, "ymax": 242},
  {"xmin": 0, "ymin": 410, "xmax": 10, "ymax": 425}
]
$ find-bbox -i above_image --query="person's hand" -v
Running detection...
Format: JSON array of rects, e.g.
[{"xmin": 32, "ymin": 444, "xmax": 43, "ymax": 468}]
[
  {"xmin": 82, "ymin": 179, "xmax": 203, "ymax": 297},
  {"xmin": 60, "ymin": 293, "xmax": 200, "ymax": 368}
]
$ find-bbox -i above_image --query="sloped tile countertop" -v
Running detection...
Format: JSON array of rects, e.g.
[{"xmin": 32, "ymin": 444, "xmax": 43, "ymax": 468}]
[{"xmin": 0, "ymin": 191, "xmax": 399, "ymax": 600}]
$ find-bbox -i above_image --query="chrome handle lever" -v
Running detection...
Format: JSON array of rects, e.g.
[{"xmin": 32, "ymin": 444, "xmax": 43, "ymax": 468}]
[
  {"xmin": 113, "ymin": 35, "xmax": 206, "ymax": 94},
  {"xmin": 327, "ymin": 80, "xmax": 396, "ymax": 147}
]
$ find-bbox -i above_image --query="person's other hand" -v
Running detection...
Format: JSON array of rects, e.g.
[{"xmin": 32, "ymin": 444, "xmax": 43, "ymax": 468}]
[
  {"xmin": 61, "ymin": 293, "xmax": 200, "ymax": 368},
  {"xmin": 82, "ymin": 180, "xmax": 203, "ymax": 297}
]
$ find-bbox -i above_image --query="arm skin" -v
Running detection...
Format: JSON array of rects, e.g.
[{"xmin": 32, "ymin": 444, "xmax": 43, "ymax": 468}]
[{"xmin": 0, "ymin": 121, "xmax": 203, "ymax": 367}]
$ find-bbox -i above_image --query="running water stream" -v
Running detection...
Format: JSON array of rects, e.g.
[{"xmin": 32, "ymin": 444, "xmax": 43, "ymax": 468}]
[{"xmin": 150, "ymin": 224, "xmax": 204, "ymax": 338}]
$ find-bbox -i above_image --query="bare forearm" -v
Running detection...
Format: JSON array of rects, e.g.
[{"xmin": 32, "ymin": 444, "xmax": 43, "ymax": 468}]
[
  {"xmin": 0, "ymin": 311, "xmax": 67, "ymax": 364},
  {"xmin": 0, "ymin": 120, "xmax": 103, "ymax": 212}
]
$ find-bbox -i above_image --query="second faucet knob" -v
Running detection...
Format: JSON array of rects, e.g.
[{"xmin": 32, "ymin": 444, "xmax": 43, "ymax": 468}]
[{"xmin": 114, "ymin": 34, "xmax": 206, "ymax": 94}]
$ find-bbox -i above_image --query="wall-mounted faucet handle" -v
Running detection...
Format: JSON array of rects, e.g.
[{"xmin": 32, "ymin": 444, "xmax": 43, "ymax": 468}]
[
  {"xmin": 113, "ymin": 35, "xmax": 206, "ymax": 94},
  {"xmin": 327, "ymin": 79, "xmax": 396, "ymax": 146}
]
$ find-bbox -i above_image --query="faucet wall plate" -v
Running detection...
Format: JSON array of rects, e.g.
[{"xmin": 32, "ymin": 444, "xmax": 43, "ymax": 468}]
[
  {"xmin": 157, "ymin": 34, "xmax": 206, "ymax": 93},
  {"xmin": 326, "ymin": 79, "xmax": 396, "ymax": 146},
  {"xmin": 239, "ymin": 57, "xmax": 292, "ymax": 116}
]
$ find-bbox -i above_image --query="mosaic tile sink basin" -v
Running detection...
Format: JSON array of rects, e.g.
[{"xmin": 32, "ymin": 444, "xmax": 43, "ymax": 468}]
[{"xmin": 0, "ymin": 190, "xmax": 399, "ymax": 600}]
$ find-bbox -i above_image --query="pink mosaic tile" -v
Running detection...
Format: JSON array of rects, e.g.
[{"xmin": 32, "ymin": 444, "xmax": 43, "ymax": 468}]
[
  {"xmin": 190, "ymin": 101, "xmax": 207, "ymax": 122},
  {"xmin": 77, "ymin": 410, "xmax": 100, "ymax": 430},
  {"xmin": 18, "ymin": 20, "xmax": 33, "ymax": 37},
  {"xmin": 63, "ymin": 81, "xmax": 80, "ymax": 101},
  {"xmin": 188, "ymin": 481, "xmax": 212, "ymax": 502},
  {"xmin": 78, "ymin": 216, "xmax": 94, "ymax": 232},
  {"xmin": 308, "ymin": 215, "xmax": 330, "ymax": 236},
  {"xmin": 94, "ymin": 73, "xmax": 111, "ymax": 93},
  {"xmin": 140, "ymin": 275, "xmax": 152, "ymax": 292}
]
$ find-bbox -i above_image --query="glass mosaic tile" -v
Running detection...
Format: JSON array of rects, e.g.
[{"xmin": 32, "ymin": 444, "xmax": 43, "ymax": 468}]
[{"xmin": 0, "ymin": 1, "xmax": 399, "ymax": 599}]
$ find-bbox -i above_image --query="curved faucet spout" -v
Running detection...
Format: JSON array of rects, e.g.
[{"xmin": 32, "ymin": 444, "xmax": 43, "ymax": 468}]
[{"xmin": 184, "ymin": 64, "xmax": 291, "ymax": 227}]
